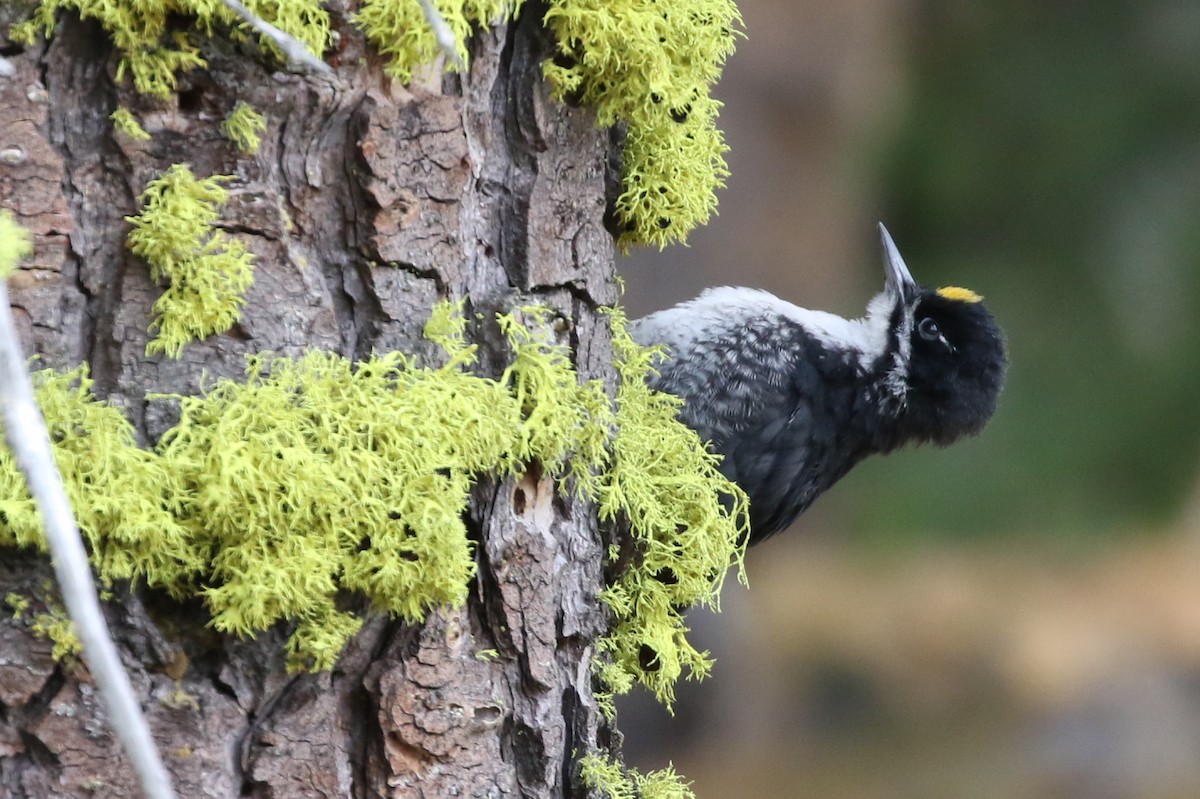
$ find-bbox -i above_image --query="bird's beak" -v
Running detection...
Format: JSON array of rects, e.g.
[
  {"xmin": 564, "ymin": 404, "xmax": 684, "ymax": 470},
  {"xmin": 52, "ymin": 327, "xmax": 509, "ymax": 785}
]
[{"xmin": 879, "ymin": 223, "xmax": 917, "ymax": 303}]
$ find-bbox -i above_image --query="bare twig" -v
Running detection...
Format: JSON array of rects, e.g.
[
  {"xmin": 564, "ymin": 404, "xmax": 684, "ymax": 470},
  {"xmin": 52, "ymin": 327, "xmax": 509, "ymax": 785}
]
[
  {"xmin": 418, "ymin": 0, "xmax": 467, "ymax": 73},
  {"xmin": 220, "ymin": 0, "xmax": 333, "ymax": 76},
  {"xmin": 0, "ymin": 281, "xmax": 177, "ymax": 799}
]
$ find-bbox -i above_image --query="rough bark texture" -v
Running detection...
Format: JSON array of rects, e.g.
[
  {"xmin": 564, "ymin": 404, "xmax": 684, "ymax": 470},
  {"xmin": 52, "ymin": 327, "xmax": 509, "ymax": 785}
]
[{"xmin": 1, "ymin": 2, "xmax": 620, "ymax": 796}]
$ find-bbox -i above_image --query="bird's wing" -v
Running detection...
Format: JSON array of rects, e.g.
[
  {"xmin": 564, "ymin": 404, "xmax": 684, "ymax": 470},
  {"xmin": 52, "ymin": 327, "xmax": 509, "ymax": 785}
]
[
  {"xmin": 648, "ymin": 315, "xmax": 807, "ymax": 445},
  {"xmin": 643, "ymin": 315, "xmax": 827, "ymax": 530}
]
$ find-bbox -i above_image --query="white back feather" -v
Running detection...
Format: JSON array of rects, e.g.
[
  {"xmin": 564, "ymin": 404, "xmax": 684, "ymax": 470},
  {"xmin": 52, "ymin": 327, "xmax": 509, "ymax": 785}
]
[{"xmin": 632, "ymin": 286, "xmax": 896, "ymax": 370}]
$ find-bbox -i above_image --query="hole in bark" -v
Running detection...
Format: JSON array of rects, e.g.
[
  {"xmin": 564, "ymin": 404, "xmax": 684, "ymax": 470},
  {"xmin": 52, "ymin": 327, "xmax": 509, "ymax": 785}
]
[
  {"xmin": 484, "ymin": 244, "xmax": 495, "ymax": 259},
  {"xmin": 473, "ymin": 704, "xmax": 502, "ymax": 724},
  {"xmin": 177, "ymin": 86, "xmax": 204, "ymax": 113},
  {"xmin": 512, "ymin": 487, "xmax": 526, "ymax": 515}
]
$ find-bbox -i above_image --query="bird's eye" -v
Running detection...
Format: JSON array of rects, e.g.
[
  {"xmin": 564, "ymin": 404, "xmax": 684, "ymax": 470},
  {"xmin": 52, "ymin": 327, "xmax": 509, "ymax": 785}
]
[{"xmin": 917, "ymin": 317, "xmax": 941, "ymax": 341}]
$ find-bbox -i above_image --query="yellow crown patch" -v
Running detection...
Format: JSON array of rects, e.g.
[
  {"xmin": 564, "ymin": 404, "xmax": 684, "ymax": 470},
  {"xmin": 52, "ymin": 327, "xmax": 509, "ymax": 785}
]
[{"xmin": 937, "ymin": 286, "xmax": 983, "ymax": 303}]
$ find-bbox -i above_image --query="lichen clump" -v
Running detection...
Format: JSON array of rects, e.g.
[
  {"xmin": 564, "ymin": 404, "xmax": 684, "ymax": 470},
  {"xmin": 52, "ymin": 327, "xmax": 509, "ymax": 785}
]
[
  {"xmin": 110, "ymin": 107, "xmax": 152, "ymax": 141},
  {"xmin": 125, "ymin": 163, "xmax": 256, "ymax": 359},
  {"xmin": 221, "ymin": 101, "xmax": 267, "ymax": 154},
  {"xmin": 11, "ymin": 0, "xmax": 739, "ymax": 248},
  {"xmin": 542, "ymin": 0, "xmax": 741, "ymax": 249},
  {"xmin": 6, "ymin": 591, "xmax": 83, "ymax": 661},
  {"xmin": 352, "ymin": 0, "xmax": 744, "ymax": 248},
  {"xmin": 10, "ymin": 0, "xmax": 330, "ymax": 98},
  {"xmin": 158, "ymin": 332, "xmax": 522, "ymax": 670},
  {"xmin": 0, "ymin": 367, "xmax": 200, "ymax": 589},
  {"xmin": 354, "ymin": 0, "xmax": 522, "ymax": 82},
  {"xmin": 0, "ymin": 209, "xmax": 33, "ymax": 278},
  {"xmin": 597, "ymin": 308, "xmax": 748, "ymax": 708},
  {"xmin": 579, "ymin": 752, "xmax": 697, "ymax": 799},
  {"xmin": 1, "ymin": 303, "xmax": 745, "ymax": 683}
]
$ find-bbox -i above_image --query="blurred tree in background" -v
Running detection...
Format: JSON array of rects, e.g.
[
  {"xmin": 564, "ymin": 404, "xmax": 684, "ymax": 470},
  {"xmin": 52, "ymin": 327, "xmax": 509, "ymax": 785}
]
[
  {"xmin": 619, "ymin": 3, "xmax": 1200, "ymax": 798},
  {"xmin": 624, "ymin": 0, "xmax": 1200, "ymax": 543},
  {"xmin": 620, "ymin": 3, "xmax": 1200, "ymax": 798},
  {"xmin": 854, "ymin": 0, "xmax": 1200, "ymax": 539}
]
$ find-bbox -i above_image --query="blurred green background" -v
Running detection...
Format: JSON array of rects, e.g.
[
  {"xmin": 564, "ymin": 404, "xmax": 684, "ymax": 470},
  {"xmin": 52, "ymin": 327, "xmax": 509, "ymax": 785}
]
[
  {"xmin": 869, "ymin": 0, "xmax": 1200, "ymax": 539},
  {"xmin": 617, "ymin": 1, "xmax": 1200, "ymax": 797}
]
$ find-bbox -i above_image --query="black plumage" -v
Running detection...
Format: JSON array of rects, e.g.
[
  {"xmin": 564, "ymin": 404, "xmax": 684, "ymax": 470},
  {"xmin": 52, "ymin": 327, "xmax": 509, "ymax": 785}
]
[{"xmin": 630, "ymin": 225, "xmax": 1007, "ymax": 544}]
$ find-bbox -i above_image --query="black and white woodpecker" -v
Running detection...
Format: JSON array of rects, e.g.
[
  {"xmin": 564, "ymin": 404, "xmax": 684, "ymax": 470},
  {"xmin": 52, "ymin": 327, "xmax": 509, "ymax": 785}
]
[{"xmin": 630, "ymin": 224, "xmax": 1007, "ymax": 545}]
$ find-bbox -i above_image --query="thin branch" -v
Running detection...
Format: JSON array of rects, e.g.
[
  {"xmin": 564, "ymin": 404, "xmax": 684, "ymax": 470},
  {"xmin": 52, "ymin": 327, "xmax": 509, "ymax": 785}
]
[
  {"xmin": 418, "ymin": 0, "xmax": 467, "ymax": 73},
  {"xmin": 0, "ymin": 282, "xmax": 177, "ymax": 799},
  {"xmin": 220, "ymin": 0, "xmax": 333, "ymax": 76}
]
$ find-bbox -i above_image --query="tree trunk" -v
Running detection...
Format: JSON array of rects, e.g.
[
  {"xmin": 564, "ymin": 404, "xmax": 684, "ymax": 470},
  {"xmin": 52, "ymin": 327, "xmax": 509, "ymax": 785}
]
[{"xmin": 1, "ymin": 2, "xmax": 621, "ymax": 796}]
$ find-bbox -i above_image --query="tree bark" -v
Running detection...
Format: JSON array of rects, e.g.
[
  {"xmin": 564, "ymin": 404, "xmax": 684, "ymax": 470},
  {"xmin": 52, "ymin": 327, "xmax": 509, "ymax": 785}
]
[{"xmin": 1, "ymin": 2, "xmax": 620, "ymax": 796}]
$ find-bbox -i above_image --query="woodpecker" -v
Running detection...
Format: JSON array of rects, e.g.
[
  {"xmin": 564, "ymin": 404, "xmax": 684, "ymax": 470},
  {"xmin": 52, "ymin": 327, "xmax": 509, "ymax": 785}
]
[{"xmin": 630, "ymin": 224, "xmax": 1007, "ymax": 544}]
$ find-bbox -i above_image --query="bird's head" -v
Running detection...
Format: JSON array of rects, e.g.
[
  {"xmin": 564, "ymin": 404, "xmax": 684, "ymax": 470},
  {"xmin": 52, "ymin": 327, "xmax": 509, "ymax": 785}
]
[{"xmin": 875, "ymin": 224, "xmax": 1007, "ymax": 445}]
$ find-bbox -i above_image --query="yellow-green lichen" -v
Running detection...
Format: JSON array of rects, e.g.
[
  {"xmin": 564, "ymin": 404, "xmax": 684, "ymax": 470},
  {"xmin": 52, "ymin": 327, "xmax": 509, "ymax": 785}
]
[
  {"xmin": 168, "ymin": 349, "xmax": 520, "ymax": 668},
  {"xmin": 110, "ymin": 107, "xmax": 151, "ymax": 141},
  {"xmin": 498, "ymin": 307, "xmax": 613, "ymax": 499},
  {"xmin": 221, "ymin": 101, "xmax": 267, "ymax": 154},
  {"xmin": 6, "ymin": 590, "xmax": 83, "ymax": 661},
  {"xmin": 31, "ymin": 602, "xmax": 83, "ymax": 661},
  {"xmin": 1, "ymin": 311, "xmax": 516, "ymax": 671},
  {"xmin": 125, "ymin": 163, "xmax": 256, "ymax": 359},
  {"xmin": 4, "ymin": 593, "xmax": 31, "ymax": 618},
  {"xmin": 11, "ymin": 0, "xmax": 329, "ymax": 99},
  {"xmin": 595, "ymin": 307, "xmax": 748, "ymax": 710},
  {"xmin": 12, "ymin": 1, "xmax": 738, "ymax": 250},
  {"xmin": 0, "ymin": 366, "xmax": 202, "ymax": 591},
  {"xmin": 0, "ymin": 301, "xmax": 745, "ymax": 694},
  {"xmin": 579, "ymin": 752, "xmax": 696, "ymax": 799},
  {"xmin": 0, "ymin": 209, "xmax": 33, "ymax": 279},
  {"xmin": 353, "ymin": 0, "xmax": 523, "ymax": 82},
  {"xmin": 356, "ymin": 0, "xmax": 743, "ymax": 249},
  {"xmin": 542, "ymin": 0, "xmax": 742, "ymax": 249}
]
